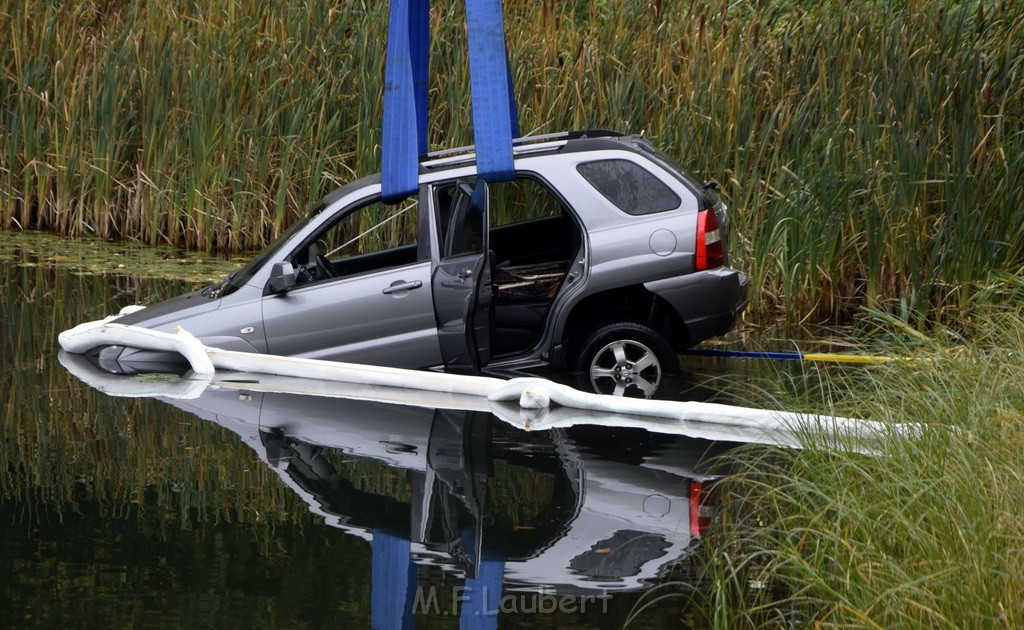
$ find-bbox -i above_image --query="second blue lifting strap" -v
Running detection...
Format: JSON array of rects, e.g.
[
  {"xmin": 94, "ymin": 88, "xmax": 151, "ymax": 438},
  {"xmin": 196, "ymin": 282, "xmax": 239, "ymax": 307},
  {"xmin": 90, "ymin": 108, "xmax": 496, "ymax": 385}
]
[{"xmin": 465, "ymin": 0, "xmax": 518, "ymax": 183}]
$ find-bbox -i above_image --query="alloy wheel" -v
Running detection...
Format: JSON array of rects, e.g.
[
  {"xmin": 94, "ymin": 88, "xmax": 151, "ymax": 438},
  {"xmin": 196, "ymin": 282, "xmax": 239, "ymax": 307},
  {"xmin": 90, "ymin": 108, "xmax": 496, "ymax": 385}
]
[{"xmin": 588, "ymin": 339, "xmax": 662, "ymax": 398}]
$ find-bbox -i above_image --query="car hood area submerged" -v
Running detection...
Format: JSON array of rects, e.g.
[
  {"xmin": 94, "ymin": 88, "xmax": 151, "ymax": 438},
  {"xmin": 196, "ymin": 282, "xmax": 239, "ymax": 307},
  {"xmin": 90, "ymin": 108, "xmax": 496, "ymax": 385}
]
[{"xmin": 115, "ymin": 289, "xmax": 221, "ymax": 329}]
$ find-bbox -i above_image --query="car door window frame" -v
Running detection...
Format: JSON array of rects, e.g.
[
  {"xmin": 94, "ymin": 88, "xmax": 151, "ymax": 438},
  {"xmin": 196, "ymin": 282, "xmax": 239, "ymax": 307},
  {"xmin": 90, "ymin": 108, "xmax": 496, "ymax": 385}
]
[
  {"xmin": 283, "ymin": 191, "xmax": 429, "ymax": 290},
  {"xmin": 427, "ymin": 171, "xmax": 584, "ymax": 263}
]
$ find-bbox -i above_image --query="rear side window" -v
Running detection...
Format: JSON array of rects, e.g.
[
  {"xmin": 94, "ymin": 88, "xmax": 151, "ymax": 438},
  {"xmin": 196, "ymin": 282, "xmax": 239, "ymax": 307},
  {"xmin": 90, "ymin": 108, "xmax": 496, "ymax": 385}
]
[{"xmin": 577, "ymin": 159, "xmax": 681, "ymax": 216}]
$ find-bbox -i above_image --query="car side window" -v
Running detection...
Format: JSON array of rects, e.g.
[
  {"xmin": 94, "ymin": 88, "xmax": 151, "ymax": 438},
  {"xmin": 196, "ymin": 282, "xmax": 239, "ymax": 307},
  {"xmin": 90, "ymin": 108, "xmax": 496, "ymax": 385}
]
[
  {"xmin": 576, "ymin": 159, "xmax": 681, "ymax": 215},
  {"xmin": 292, "ymin": 196, "xmax": 419, "ymax": 284},
  {"xmin": 489, "ymin": 177, "xmax": 563, "ymax": 228},
  {"xmin": 435, "ymin": 181, "xmax": 486, "ymax": 259}
]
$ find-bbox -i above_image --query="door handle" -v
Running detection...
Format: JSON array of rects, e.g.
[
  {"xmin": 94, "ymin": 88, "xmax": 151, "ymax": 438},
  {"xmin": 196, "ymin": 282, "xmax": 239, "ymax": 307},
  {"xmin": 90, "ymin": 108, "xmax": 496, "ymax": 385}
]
[
  {"xmin": 457, "ymin": 269, "xmax": 473, "ymax": 279},
  {"xmin": 382, "ymin": 280, "xmax": 423, "ymax": 294}
]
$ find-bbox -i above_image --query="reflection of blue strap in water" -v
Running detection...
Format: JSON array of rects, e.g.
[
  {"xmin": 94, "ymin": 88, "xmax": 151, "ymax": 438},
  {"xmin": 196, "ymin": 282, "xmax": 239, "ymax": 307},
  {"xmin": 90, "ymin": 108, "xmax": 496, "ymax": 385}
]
[
  {"xmin": 371, "ymin": 529, "xmax": 417, "ymax": 630},
  {"xmin": 383, "ymin": 0, "xmax": 519, "ymax": 202},
  {"xmin": 460, "ymin": 555, "xmax": 505, "ymax": 629}
]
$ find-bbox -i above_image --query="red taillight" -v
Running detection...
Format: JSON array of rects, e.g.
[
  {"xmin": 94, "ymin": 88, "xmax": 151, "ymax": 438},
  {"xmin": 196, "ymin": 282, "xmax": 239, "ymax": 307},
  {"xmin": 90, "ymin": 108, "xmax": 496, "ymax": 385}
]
[
  {"xmin": 695, "ymin": 209, "xmax": 724, "ymax": 271},
  {"xmin": 689, "ymin": 481, "xmax": 717, "ymax": 537}
]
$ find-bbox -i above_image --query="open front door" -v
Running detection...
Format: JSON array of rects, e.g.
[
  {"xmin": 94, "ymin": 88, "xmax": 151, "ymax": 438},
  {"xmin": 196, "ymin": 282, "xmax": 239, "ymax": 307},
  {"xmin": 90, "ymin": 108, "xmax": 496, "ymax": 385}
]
[{"xmin": 432, "ymin": 180, "xmax": 493, "ymax": 372}]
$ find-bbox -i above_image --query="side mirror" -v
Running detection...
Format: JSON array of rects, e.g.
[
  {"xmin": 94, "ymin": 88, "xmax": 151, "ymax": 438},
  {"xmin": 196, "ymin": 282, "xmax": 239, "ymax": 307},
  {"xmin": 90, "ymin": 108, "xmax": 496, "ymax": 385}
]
[{"xmin": 267, "ymin": 262, "xmax": 296, "ymax": 294}]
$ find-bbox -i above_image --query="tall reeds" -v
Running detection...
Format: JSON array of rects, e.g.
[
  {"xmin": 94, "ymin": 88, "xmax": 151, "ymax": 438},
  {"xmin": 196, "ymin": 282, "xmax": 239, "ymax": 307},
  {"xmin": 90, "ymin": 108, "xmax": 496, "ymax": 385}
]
[
  {"xmin": 1, "ymin": 0, "xmax": 1022, "ymax": 323},
  {"xmin": 681, "ymin": 295, "xmax": 1024, "ymax": 626}
]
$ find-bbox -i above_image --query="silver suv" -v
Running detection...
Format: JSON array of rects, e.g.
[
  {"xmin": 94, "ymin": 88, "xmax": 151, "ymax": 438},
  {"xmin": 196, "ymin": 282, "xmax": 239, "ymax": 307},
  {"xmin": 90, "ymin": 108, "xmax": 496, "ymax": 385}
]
[{"xmin": 101, "ymin": 131, "xmax": 748, "ymax": 396}]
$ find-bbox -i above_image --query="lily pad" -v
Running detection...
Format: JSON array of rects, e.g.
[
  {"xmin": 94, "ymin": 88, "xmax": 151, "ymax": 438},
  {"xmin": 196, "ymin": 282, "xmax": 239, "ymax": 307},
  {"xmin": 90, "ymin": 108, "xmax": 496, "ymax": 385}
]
[{"xmin": 0, "ymin": 230, "xmax": 250, "ymax": 285}]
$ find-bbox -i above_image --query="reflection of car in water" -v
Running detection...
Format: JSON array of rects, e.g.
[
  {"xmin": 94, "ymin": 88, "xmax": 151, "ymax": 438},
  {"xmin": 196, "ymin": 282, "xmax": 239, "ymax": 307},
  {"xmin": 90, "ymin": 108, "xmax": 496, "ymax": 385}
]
[
  {"xmin": 62, "ymin": 353, "xmax": 731, "ymax": 623},
  {"xmin": 172, "ymin": 388, "xmax": 725, "ymax": 595},
  {"xmin": 72, "ymin": 131, "xmax": 748, "ymax": 398}
]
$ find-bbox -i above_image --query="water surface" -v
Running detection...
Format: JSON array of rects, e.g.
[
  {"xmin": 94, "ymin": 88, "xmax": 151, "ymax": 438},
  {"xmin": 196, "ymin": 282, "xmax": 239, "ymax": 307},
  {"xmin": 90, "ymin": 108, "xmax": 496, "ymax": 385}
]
[{"xmin": 0, "ymin": 245, "xmax": 809, "ymax": 628}]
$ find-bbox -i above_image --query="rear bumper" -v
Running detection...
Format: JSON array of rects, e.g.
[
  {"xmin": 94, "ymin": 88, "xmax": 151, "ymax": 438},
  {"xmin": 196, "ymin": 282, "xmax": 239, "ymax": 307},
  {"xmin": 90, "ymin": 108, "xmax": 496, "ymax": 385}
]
[{"xmin": 644, "ymin": 267, "xmax": 749, "ymax": 348}]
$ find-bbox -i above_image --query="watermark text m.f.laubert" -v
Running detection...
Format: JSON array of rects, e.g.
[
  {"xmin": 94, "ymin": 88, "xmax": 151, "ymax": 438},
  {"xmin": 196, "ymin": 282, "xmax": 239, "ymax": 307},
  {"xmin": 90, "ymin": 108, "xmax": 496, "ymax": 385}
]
[{"xmin": 413, "ymin": 585, "xmax": 611, "ymax": 616}]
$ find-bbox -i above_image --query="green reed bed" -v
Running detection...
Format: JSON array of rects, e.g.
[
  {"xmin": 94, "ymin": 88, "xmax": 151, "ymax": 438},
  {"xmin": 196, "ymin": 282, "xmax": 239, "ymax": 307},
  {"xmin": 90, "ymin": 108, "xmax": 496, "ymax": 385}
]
[
  {"xmin": 671, "ymin": 294, "xmax": 1024, "ymax": 627},
  {"xmin": 2, "ymin": 1, "xmax": 1024, "ymax": 324}
]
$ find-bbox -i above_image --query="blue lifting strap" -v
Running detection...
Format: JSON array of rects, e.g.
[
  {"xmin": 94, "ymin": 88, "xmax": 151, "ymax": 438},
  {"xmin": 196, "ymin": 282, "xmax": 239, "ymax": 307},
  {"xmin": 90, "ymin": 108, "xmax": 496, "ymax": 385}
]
[
  {"xmin": 383, "ymin": 0, "xmax": 519, "ymax": 199},
  {"xmin": 412, "ymin": 0, "xmax": 429, "ymax": 154},
  {"xmin": 465, "ymin": 0, "xmax": 518, "ymax": 182},
  {"xmin": 382, "ymin": 0, "xmax": 430, "ymax": 203}
]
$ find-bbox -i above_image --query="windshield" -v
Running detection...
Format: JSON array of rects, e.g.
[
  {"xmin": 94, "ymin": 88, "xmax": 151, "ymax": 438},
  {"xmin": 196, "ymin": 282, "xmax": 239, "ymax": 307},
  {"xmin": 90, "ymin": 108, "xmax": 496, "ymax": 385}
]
[{"xmin": 215, "ymin": 204, "xmax": 324, "ymax": 297}]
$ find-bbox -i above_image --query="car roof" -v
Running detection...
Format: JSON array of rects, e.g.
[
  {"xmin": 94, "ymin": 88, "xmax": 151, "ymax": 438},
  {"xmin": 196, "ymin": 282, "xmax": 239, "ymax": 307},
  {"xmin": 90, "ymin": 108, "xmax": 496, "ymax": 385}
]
[
  {"xmin": 318, "ymin": 172, "xmax": 383, "ymax": 210},
  {"xmin": 419, "ymin": 129, "xmax": 715, "ymax": 207},
  {"xmin": 316, "ymin": 130, "xmax": 716, "ymax": 210},
  {"xmin": 419, "ymin": 129, "xmax": 636, "ymax": 170}
]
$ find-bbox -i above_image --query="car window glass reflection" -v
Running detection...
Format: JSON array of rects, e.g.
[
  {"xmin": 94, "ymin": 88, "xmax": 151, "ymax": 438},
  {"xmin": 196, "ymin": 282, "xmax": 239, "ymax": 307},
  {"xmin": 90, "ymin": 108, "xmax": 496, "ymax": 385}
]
[
  {"xmin": 439, "ymin": 182, "xmax": 486, "ymax": 259},
  {"xmin": 489, "ymin": 177, "xmax": 563, "ymax": 227},
  {"xmin": 293, "ymin": 197, "xmax": 419, "ymax": 284}
]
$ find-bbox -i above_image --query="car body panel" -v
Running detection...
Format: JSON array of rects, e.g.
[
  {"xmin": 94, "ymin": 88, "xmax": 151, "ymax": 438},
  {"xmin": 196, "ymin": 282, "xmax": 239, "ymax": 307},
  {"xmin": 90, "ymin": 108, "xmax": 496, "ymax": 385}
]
[
  {"xmin": 644, "ymin": 267, "xmax": 750, "ymax": 345},
  {"xmin": 262, "ymin": 260, "xmax": 442, "ymax": 366},
  {"xmin": 115, "ymin": 289, "xmax": 221, "ymax": 329},
  {"xmin": 115, "ymin": 287, "xmax": 270, "ymax": 354}
]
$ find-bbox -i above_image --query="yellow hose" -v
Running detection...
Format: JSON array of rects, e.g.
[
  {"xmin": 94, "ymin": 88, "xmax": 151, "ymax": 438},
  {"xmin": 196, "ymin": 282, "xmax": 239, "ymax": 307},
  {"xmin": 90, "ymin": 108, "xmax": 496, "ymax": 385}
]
[{"xmin": 801, "ymin": 353, "xmax": 894, "ymax": 364}]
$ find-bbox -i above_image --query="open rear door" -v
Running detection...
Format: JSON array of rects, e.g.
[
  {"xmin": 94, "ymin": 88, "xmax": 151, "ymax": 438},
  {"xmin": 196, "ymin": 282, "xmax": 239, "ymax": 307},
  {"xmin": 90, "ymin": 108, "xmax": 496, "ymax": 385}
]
[{"xmin": 432, "ymin": 180, "xmax": 493, "ymax": 372}]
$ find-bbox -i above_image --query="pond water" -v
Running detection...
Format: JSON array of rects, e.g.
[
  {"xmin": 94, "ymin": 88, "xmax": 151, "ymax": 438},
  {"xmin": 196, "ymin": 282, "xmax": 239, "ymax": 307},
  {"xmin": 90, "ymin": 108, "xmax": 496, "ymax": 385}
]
[{"xmin": 0, "ymin": 240, "xmax": 813, "ymax": 628}]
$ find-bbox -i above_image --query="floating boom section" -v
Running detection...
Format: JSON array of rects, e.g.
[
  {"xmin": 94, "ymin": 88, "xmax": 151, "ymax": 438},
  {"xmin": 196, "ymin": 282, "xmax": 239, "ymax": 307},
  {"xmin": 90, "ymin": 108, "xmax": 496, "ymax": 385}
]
[{"xmin": 58, "ymin": 311, "xmax": 915, "ymax": 449}]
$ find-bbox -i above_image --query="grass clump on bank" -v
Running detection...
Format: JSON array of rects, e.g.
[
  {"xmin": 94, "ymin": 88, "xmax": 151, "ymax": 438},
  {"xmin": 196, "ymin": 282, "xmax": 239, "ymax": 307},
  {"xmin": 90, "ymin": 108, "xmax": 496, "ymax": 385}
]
[
  {"xmin": 686, "ymin": 293, "xmax": 1024, "ymax": 627},
  {"xmin": 2, "ymin": 1, "xmax": 1023, "ymax": 324}
]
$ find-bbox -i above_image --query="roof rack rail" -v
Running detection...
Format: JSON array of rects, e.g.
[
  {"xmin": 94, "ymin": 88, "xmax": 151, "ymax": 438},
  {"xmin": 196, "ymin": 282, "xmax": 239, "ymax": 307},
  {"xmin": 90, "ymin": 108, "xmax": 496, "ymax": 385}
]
[{"xmin": 422, "ymin": 129, "xmax": 626, "ymax": 161}]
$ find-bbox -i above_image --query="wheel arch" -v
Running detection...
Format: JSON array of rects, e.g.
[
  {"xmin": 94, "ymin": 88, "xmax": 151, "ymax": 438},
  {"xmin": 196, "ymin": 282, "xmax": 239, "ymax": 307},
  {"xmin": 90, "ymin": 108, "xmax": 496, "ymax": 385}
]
[{"xmin": 557, "ymin": 285, "xmax": 690, "ymax": 368}]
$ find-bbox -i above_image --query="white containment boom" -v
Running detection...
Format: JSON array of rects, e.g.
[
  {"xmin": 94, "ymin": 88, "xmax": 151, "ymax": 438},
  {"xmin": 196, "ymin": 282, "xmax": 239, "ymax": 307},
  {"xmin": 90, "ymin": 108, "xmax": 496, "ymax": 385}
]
[{"xmin": 58, "ymin": 310, "xmax": 915, "ymax": 448}]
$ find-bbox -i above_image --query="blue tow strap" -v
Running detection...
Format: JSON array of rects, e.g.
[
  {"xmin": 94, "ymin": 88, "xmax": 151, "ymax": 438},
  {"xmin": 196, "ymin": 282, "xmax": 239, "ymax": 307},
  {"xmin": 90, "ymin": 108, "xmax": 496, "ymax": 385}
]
[
  {"xmin": 465, "ymin": 0, "xmax": 518, "ymax": 182},
  {"xmin": 382, "ymin": 0, "xmax": 429, "ymax": 203},
  {"xmin": 411, "ymin": 0, "xmax": 429, "ymax": 155},
  {"xmin": 382, "ymin": 0, "xmax": 519, "ymax": 201}
]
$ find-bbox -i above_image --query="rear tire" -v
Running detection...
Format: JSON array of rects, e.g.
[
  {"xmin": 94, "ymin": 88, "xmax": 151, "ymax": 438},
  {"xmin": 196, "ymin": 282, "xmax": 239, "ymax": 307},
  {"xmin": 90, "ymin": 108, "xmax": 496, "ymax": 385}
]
[{"xmin": 574, "ymin": 322, "xmax": 678, "ymax": 398}]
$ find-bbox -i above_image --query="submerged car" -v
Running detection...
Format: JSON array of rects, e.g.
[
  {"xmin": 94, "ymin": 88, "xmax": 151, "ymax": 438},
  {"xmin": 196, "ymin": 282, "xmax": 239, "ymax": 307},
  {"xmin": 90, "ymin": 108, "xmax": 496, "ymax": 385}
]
[{"xmin": 94, "ymin": 130, "xmax": 748, "ymax": 396}]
